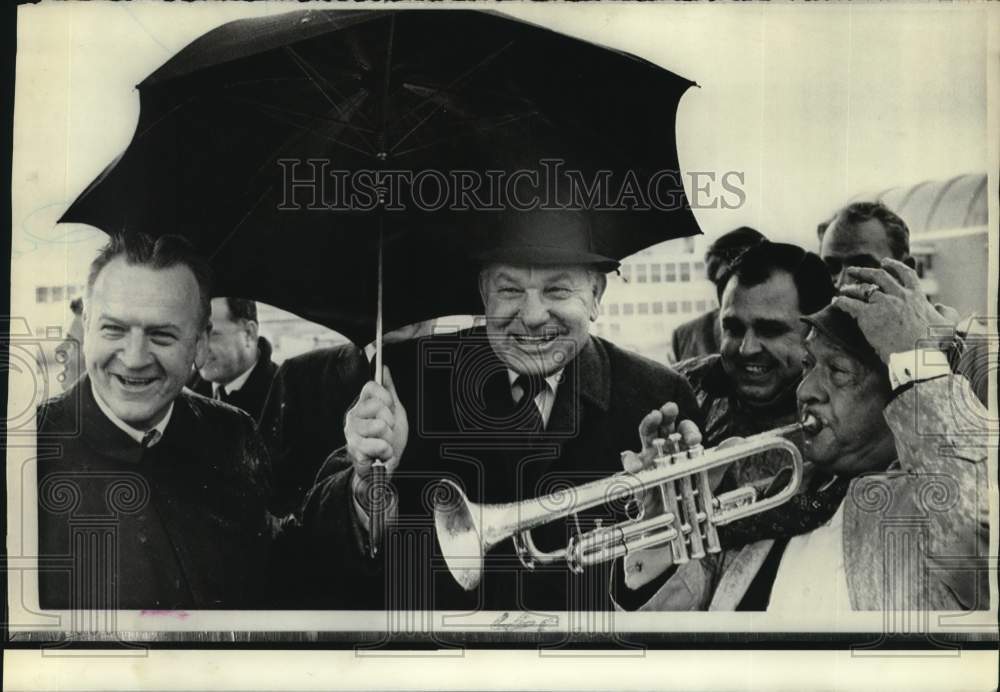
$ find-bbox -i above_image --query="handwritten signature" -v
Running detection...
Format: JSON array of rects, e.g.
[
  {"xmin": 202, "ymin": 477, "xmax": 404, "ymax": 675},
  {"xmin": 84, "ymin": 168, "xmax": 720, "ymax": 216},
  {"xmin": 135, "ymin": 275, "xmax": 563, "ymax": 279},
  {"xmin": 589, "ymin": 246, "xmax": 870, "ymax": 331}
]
[{"xmin": 490, "ymin": 611, "xmax": 559, "ymax": 632}]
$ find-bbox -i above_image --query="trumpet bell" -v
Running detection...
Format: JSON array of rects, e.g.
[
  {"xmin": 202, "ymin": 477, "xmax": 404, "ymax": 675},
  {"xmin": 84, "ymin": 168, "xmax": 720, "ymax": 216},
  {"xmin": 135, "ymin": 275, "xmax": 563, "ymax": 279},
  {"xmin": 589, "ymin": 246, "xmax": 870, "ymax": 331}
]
[{"xmin": 433, "ymin": 479, "xmax": 486, "ymax": 591}]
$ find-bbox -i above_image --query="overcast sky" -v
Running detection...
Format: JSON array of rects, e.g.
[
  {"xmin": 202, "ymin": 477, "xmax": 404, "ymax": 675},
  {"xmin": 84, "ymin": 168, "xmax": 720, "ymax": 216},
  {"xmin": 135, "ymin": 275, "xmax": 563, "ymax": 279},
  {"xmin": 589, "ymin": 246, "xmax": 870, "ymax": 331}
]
[{"xmin": 10, "ymin": 2, "xmax": 992, "ymax": 299}]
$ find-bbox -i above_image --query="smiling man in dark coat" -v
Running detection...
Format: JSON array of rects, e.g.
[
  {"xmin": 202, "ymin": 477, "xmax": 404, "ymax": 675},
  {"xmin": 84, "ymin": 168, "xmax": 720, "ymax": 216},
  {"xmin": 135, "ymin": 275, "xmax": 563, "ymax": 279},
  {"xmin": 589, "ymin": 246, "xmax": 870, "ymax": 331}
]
[
  {"xmin": 280, "ymin": 213, "xmax": 702, "ymax": 612},
  {"xmin": 35, "ymin": 234, "xmax": 271, "ymax": 610}
]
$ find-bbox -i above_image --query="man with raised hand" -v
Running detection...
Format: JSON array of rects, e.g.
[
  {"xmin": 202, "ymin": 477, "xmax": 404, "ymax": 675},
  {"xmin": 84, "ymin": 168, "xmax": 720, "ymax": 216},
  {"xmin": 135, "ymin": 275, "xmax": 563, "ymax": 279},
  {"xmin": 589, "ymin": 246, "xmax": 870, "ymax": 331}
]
[
  {"xmin": 819, "ymin": 200, "xmax": 987, "ymax": 404},
  {"xmin": 616, "ymin": 259, "xmax": 989, "ymax": 612}
]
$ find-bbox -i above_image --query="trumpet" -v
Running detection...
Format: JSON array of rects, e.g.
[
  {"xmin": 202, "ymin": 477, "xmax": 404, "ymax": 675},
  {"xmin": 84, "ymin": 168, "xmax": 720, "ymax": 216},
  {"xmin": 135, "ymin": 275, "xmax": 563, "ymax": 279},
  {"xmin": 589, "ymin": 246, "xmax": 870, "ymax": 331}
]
[{"xmin": 433, "ymin": 416, "xmax": 820, "ymax": 591}]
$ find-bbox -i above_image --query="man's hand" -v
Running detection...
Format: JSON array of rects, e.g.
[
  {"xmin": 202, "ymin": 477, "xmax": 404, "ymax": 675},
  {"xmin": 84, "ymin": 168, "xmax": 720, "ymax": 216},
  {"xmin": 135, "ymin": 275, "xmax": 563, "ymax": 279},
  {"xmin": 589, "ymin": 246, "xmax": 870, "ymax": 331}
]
[
  {"xmin": 621, "ymin": 402, "xmax": 703, "ymax": 473},
  {"xmin": 617, "ymin": 403, "xmax": 703, "ymax": 590},
  {"xmin": 345, "ymin": 367, "xmax": 408, "ymax": 508},
  {"xmin": 620, "ymin": 402, "xmax": 703, "ymax": 516},
  {"xmin": 833, "ymin": 257, "xmax": 957, "ymax": 363}
]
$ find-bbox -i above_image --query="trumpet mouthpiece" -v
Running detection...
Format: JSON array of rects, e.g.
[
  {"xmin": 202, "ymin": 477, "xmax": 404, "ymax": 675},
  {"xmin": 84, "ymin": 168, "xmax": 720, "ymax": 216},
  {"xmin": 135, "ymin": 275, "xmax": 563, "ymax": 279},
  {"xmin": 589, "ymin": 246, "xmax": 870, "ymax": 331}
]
[{"xmin": 800, "ymin": 414, "xmax": 822, "ymax": 434}]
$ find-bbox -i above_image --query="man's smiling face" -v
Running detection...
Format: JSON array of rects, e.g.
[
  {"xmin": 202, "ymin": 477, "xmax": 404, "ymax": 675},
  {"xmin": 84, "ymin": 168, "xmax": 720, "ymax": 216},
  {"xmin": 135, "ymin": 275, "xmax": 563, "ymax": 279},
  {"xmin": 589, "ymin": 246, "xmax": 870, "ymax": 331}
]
[
  {"xmin": 719, "ymin": 269, "xmax": 809, "ymax": 406},
  {"xmin": 480, "ymin": 263, "xmax": 604, "ymax": 376},
  {"xmin": 84, "ymin": 257, "xmax": 207, "ymax": 430}
]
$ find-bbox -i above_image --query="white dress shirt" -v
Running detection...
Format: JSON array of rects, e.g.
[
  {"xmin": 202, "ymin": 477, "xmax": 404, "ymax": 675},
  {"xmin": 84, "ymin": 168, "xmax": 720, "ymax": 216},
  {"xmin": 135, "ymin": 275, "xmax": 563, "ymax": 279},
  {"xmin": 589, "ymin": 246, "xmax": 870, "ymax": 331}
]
[
  {"xmin": 507, "ymin": 368, "xmax": 563, "ymax": 429},
  {"xmin": 767, "ymin": 499, "xmax": 852, "ymax": 613},
  {"xmin": 90, "ymin": 380, "xmax": 172, "ymax": 447},
  {"xmin": 213, "ymin": 360, "xmax": 256, "ymax": 399}
]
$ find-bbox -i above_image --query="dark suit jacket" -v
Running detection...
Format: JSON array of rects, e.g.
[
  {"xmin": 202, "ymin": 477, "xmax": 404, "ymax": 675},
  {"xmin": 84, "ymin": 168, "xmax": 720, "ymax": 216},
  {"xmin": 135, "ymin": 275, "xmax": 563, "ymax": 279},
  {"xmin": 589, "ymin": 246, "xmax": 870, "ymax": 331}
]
[
  {"xmin": 670, "ymin": 309, "xmax": 721, "ymax": 362},
  {"xmin": 190, "ymin": 336, "xmax": 278, "ymax": 424},
  {"xmin": 257, "ymin": 343, "xmax": 369, "ymax": 516},
  {"xmin": 279, "ymin": 328, "xmax": 701, "ymax": 611},
  {"xmin": 36, "ymin": 377, "xmax": 272, "ymax": 610}
]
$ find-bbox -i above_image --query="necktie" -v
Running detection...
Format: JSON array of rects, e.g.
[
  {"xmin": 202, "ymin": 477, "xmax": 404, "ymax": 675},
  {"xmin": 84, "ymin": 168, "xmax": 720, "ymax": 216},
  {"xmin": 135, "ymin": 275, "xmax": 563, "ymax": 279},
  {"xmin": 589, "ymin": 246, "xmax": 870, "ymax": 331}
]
[
  {"xmin": 140, "ymin": 429, "xmax": 161, "ymax": 449},
  {"xmin": 513, "ymin": 374, "xmax": 546, "ymax": 432},
  {"xmin": 138, "ymin": 428, "xmax": 160, "ymax": 465},
  {"xmin": 216, "ymin": 386, "xmax": 229, "ymax": 404}
]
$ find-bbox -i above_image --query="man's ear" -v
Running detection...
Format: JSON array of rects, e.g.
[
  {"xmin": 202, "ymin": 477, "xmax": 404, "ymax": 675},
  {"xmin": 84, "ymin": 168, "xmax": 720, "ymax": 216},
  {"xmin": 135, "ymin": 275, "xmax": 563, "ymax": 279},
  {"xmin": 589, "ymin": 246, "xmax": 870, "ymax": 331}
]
[
  {"xmin": 590, "ymin": 272, "xmax": 608, "ymax": 321},
  {"xmin": 193, "ymin": 325, "xmax": 210, "ymax": 370},
  {"xmin": 245, "ymin": 319, "xmax": 260, "ymax": 343},
  {"xmin": 902, "ymin": 255, "xmax": 917, "ymax": 270},
  {"xmin": 477, "ymin": 267, "xmax": 491, "ymax": 306}
]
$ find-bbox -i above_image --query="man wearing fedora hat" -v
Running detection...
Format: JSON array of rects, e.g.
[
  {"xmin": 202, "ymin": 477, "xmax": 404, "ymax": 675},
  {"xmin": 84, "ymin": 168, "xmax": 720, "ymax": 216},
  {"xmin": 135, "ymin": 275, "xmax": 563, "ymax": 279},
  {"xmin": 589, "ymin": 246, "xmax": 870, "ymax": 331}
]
[
  {"xmin": 276, "ymin": 214, "xmax": 703, "ymax": 612},
  {"xmin": 615, "ymin": 260, "xmax": 989, "ymax": 612}
]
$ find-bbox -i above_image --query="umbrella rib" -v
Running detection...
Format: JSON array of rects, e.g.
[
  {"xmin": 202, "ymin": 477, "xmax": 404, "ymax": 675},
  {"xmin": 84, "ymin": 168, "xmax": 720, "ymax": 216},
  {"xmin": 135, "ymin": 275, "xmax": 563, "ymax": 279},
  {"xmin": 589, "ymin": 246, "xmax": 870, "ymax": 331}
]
[
  {"xmin": 208, "ymin": 183, "xmax": 275, "ymax": 263},
  {"xmin": 230, "ymin": 94, "xmax": 379, "ymax": 136},
  {"xmin": 390, "ymin": 111, "xmax": 539, "ymax": 159},
  {"xmin": 388, "ymin": 39, "xmax": 518, "ymax": 157},
  {"xmin": 283, "ymin": 45, "xmax": 379, "ymax": 154},
  {"xmin": 230, "ymin": 97, "xmax": 378, "ymax": 159},
  {"xmin": 282, "ymin": 46, "xmax": 350, "ymax": 116},
  {"xmin": 133, "ymin": 97, "xmax": 197, "ymax": 140},
  {"xmin": 249, "ymin": 103, "xmax": 358, "ymax": 181}
]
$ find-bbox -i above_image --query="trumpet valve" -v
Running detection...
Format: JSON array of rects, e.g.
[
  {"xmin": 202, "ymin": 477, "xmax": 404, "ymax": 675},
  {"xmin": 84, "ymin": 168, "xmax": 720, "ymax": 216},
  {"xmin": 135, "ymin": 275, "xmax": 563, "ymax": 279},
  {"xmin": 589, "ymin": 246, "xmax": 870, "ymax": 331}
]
[
  {"xmin": 667, "ymin": 432, "xmax": 683, "ymax": 455},
  {"xmin": 696, "ymin": 470, "xmax": 722, "ymax": 554},
  {"xmin": 652, "ymin": 437, "xmax": 667, "ymax": 461}
]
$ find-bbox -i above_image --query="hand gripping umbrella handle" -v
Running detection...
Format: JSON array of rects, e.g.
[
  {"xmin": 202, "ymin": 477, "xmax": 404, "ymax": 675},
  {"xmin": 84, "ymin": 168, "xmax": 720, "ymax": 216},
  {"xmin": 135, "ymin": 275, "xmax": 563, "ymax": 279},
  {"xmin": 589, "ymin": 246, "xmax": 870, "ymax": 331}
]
[
  {"xmin": 370, "ymin": 212, "xmax": 387, "ymax": 558},
  {"xmin": 369, "ymin": 461, "xmax": 386, "ymax": 558}
]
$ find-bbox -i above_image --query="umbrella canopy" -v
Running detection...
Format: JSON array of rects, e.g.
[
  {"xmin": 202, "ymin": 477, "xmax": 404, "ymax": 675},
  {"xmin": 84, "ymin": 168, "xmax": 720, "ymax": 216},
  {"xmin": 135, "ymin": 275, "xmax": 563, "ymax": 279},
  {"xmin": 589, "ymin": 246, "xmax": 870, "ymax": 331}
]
[{"xmin": 60, "ymin": 9, "xmax": 702, "ymax": 344}]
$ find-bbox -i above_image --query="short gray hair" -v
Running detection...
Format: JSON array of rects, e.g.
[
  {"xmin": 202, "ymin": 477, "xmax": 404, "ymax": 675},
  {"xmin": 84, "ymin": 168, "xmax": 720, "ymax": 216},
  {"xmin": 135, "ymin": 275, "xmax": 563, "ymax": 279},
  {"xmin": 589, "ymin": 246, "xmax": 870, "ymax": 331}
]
[{"xmin": 87, "ymin": 233, "xmax": 213, "ymax": 328}]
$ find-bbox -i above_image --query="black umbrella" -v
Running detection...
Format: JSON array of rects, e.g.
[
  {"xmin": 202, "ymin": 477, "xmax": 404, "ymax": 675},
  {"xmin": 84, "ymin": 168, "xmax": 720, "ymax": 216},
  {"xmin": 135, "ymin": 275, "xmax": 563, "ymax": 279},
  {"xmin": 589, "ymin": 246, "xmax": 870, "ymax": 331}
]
[{"xmin": 59, "ymin": 8, "xmax": 702, "ymax": 347}]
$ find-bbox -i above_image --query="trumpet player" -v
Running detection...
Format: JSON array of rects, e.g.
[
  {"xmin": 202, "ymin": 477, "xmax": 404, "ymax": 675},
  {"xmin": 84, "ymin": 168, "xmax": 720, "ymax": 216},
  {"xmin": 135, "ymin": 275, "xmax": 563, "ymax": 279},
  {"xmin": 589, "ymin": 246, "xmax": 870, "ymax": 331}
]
[{"xmin": 618, "ymin": 259, "xmax": 990, "ymax": 612}]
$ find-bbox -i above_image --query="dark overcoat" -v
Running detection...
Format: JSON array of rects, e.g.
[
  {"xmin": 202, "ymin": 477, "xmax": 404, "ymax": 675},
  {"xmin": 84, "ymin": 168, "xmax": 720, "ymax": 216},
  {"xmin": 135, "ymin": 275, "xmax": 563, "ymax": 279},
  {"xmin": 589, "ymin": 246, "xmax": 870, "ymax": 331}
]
[
  {"xmin": 257, "ymin": 342, "xmax": 369, "ymax": 516},
  {"xmin": 279, "ymin": 328, "xmax": 701, "ymax": 612},
  {"xmin": 36, "ymin": 377, "xmax": 272, "ymax": 610}
]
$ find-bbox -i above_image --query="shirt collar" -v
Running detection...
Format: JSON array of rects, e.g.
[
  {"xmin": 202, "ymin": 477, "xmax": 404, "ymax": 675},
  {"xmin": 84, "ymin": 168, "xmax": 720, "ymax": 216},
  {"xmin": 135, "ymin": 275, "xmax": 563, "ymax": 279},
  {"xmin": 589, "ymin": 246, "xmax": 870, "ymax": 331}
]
[
  {"xmin": 506, "ymin": 368, "xmax": 564, "ymax": 393},
  {"xmin": 213, "ymin": 358, "xmax": 256, "ymax": 396},
  {"xmin": 89, "ymin": 380, "xmax": 173, "ymax": 447}
]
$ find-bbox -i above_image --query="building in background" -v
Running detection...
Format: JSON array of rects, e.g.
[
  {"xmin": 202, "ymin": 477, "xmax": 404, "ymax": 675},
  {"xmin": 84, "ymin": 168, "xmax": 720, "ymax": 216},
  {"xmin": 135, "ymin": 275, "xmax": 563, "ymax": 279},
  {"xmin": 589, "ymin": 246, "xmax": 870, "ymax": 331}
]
[{"xmin": 595, "ymin": 235, "xmax": 717, "ymax": 365}]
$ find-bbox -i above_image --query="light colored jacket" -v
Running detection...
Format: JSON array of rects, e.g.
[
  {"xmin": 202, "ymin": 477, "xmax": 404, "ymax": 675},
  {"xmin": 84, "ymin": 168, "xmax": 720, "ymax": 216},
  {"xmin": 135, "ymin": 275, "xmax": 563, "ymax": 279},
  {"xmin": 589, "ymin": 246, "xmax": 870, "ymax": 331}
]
[{"xmin": 619, "ymin": 375, "xmax": 992, "ymax": 611}]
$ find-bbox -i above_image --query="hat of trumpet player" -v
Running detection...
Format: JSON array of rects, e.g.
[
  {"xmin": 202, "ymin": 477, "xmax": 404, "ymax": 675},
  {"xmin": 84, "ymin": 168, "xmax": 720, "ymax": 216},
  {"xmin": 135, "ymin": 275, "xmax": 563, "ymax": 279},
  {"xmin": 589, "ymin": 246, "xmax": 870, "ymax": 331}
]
[{"xmin": 800, "ymin": 303, "xmax": 884, "ymax": 371}]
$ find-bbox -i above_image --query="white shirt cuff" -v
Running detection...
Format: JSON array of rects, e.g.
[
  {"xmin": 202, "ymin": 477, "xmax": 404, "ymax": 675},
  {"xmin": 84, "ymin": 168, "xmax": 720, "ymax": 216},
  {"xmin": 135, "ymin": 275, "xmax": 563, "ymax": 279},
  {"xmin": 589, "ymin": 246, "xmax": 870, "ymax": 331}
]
[{"xmin": 888, "ymin": 348, "xmax": 951, "ymax": 391}]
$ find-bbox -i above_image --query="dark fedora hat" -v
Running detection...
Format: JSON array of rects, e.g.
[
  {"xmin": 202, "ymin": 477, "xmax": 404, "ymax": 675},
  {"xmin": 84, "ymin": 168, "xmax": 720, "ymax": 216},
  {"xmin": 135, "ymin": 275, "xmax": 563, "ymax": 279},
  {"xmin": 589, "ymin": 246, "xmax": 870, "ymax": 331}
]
[
  {"xmin": 473, "ymin": 208, "xmax": 620, "ymax": 272},
  {"xmin": 801, "ymin": 303, "xmax": 883, "ymax": 370}
]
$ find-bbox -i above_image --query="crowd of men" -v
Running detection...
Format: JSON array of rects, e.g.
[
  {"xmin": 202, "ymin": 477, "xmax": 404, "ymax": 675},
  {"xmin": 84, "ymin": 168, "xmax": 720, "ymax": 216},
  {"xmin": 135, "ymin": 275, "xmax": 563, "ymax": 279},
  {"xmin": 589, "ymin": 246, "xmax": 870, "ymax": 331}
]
[{"xmin": 36, "ymin": 200, "xmax": 990, "ymax": 615}]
